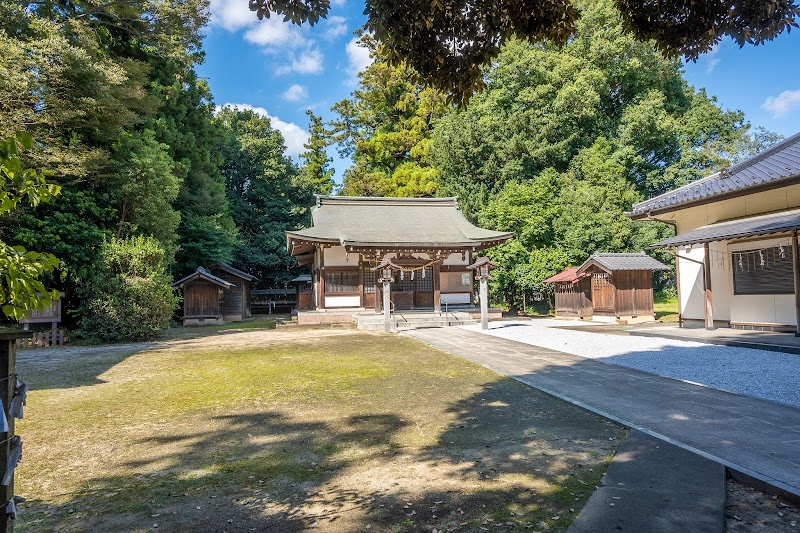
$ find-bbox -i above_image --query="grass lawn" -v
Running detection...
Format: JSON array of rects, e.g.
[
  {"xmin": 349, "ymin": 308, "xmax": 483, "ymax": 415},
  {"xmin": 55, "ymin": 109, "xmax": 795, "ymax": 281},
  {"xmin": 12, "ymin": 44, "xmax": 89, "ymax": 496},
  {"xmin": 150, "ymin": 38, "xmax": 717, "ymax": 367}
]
[
  {"xmin": 654, "ymin": 294, "xmax": 679, "ymax": 323},
  {"xmin": 16, "ymin": 327, "xmax": 623, "ymax": 532}
]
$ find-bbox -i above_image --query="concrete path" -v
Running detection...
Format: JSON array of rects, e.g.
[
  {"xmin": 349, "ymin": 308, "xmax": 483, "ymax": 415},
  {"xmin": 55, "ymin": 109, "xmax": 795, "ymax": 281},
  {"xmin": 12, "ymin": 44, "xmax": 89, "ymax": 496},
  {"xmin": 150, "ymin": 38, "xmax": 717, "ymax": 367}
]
[
  {"xmin": 629, "ymin": 325, "xmax": 800, "ymax": 355},
  {"xmin": 568, "ymin": 430, "xmax": 725, "ymax": 533},
  {"xmin": 404, "ymin": 327, "xmax": 800, "ymax": 501}
]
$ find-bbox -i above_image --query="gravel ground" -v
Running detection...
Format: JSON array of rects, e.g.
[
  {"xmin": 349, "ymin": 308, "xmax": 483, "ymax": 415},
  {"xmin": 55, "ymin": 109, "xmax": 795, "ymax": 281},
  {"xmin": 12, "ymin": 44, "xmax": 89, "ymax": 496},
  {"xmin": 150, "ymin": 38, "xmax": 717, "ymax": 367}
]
[{"xmin": 461, "ymin": 319, "xmax": 800, "ymax": 409}]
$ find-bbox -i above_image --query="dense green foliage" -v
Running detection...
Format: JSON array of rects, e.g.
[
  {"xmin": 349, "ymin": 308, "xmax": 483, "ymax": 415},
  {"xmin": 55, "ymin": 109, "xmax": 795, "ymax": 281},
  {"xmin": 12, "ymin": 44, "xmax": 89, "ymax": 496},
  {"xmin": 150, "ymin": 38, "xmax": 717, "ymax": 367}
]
[
  {"xmin": 330, "ymin": 42, "xmax": 447, "ymax": 197},
  {"xmin": 298, "ymin": 110, "xmax": 335, "ymax": 196},
  {"xmin": 0, "ymin": 134, "xmax": 61, "ymax": 319},
  {"xmin": 330, "ymin": 0, "xmax": 779, "ymax": 310},
  {"xmin": 216, "ymin": 107, "xmax": 311, "ymax": 287},
  {"xmin": 80, "ymin": 236, "xmax": 177, "ymax": 341},
  {"xmin": 247, "ymin": 0, "xmax": 799, "ymax": 104},
  {"xmin": 1, "ymin": 0, "xmax": 314, "ymax": 330}
]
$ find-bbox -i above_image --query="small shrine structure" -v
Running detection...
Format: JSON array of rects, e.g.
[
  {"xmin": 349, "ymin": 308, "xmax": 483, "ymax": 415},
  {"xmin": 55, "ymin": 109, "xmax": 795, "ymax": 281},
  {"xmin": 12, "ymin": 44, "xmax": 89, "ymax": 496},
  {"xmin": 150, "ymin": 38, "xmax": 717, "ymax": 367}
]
[
  {"xmin": 172, "ymin": 263, "xmax": 257, "ymax": 325},
  {"xmin": 545, "ymin": 253, "xmax": 669, "ymax": 323}
]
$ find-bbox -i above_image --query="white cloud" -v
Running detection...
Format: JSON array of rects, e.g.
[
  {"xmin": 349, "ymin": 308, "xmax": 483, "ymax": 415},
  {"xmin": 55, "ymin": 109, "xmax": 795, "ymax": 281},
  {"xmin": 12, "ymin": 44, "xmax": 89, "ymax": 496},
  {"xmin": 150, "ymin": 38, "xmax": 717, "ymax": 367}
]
[
  {"xmin": 345, "ymin": 37, "xmax": 372, "ymax": 79},
  {"xmin": 209, "ymin": 0, "xmax": 254, "ymax": 31},
  {"xmin": 209, "ymin": 0, "xmax": 323, "ymax": 75},
  {"xmin": 216, "ymin": 103, "xmax": 309, "ymax": 157},
  {"xmin": 276, "ymin": 48, "xmax": 324, "ymax": 75},
  {"xmin": 323, "ymin": 16, "xmax": 348, "ymax": 40},
  {"xmin": 704, "ymin": 44, "xmax": 721, "ymax": 74},
  {"xmin": 244, "ymin": 17, "xmax": 308, "ymax": 49},
  {"xmin": 282, "ymin": 84, "xmax": 309, "ymax": 102},
  {"xmin": 762, "ymin": 90, "xmax": 800, "ymax": 118}
]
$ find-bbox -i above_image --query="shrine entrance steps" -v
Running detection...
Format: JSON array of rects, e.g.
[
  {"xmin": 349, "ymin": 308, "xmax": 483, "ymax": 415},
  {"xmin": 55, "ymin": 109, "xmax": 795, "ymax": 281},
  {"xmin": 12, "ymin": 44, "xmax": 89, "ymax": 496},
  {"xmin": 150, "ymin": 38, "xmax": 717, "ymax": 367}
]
[{"xmin": 355, "ymin": 310, "xmax": 476, "ymax": 331}]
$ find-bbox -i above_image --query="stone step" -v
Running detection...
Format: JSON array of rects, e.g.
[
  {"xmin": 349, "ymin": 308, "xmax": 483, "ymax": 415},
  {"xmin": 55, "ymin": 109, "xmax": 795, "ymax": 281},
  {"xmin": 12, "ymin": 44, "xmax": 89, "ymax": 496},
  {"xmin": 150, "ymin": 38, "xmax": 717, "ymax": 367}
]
[{"xmin": 356, "ymin": 314, "xmax": 476, "ymax": 331}]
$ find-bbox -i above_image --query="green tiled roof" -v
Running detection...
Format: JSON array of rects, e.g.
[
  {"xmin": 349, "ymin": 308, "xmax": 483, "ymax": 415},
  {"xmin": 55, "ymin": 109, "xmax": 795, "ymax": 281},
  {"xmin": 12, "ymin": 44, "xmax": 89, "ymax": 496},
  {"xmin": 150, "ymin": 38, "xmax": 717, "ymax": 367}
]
[{"xmin": 286, "ymin": 196, "xmax": 512, "ymax": 251}]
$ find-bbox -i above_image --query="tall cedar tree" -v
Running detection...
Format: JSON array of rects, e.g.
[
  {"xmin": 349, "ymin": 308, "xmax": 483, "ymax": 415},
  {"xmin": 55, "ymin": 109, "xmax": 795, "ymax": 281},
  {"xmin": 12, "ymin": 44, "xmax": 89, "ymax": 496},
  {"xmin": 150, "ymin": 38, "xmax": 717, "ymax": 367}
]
[
  {"xmin": 216, "ymin": 107, "xmax": 312, "ymax": 287},
  {"xmin": 330, "ymin": 40, "xmax": 448, "ymax": 197},
  {"xmin": 0, "ymin": 0, "xmax": 238, "ymax": 322},
  {"xmin": 298, "ymin": 110, "xmax": 335, "ymax": 195}
]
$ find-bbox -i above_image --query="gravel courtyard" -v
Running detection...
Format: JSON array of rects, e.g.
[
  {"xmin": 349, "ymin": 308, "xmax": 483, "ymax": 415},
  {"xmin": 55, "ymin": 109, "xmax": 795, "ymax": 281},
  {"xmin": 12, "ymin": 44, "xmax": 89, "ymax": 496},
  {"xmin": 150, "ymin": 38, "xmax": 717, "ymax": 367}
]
[{"xmin": 462, "ymin": 319, "xmax": 800, "ymax": 409}]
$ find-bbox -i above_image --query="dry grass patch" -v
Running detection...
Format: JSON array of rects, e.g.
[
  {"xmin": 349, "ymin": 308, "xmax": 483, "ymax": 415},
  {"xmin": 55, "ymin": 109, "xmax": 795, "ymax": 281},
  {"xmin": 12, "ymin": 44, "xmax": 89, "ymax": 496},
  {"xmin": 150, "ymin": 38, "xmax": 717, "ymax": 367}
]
[{"xmin": 16, "ymin": 328, "xmax": 623, "ymax": 532}]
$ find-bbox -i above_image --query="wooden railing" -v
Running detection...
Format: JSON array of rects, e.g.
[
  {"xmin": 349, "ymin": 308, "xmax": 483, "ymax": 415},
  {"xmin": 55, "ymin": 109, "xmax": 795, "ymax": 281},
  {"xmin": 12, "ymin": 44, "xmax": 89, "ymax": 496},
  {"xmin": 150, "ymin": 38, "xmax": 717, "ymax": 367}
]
[{"xmin": 15, "ymin": 330, "xmax": 66, "ymax": 349}]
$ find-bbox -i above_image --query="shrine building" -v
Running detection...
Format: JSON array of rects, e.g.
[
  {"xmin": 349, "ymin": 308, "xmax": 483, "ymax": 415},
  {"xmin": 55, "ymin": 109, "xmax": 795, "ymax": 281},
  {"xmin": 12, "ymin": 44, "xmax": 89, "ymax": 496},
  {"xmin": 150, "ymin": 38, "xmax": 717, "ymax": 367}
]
[{"xmin": 286, "ymin": 196, "xmax": 512, "ymax": 324}]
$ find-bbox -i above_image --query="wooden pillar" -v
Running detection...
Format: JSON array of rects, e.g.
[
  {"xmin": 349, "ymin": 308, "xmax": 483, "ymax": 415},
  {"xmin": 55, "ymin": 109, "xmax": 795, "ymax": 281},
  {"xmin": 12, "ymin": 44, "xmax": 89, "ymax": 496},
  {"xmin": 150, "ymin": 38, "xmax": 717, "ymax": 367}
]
[
  {"xmin": 433, "ymin": 262, "xmax": 441, "ymax": 313},
  {"xmin": 1, "ymin": 332, "xmax": 28, "ymax": 533},
  {"xmin": 675, "ymin": 249, "xmax": 683, "ymax": 328},
  {"xmin": 358, "ymin": 262, "xmax": 365, "ymax": 309},
  {"xmin": 792, "ymin": 231, "xmax": 800, "ymax": 337},
  {"xmin": 317, "ymin": 248, "xmax": 325, "ymax": 310},
  {"xmin": 374, "ymin": 268, "xmax": 381, "ymax": 313},
  {"xmin": 703, "ymin": 242, "xmax": 714, "ymax": 330}
]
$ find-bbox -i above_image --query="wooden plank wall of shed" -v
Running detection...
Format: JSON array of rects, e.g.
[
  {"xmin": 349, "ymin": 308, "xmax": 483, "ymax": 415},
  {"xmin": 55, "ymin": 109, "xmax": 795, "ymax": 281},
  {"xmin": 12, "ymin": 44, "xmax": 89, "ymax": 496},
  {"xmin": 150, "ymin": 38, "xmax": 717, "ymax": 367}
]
[
  {"xmin": 185, "ymin": 280, "xmax": 221, "ymax": 318},
  {"xmin": 213, "ymin": 269, "xmax": 245, "ymax": 319},
  {"xmin": 555, "ymin": 278, "xmax": 592, "ymax": 317},
  {"xmin": 613, "ymin": 270, "xmax": 654, "ymax": 316}
]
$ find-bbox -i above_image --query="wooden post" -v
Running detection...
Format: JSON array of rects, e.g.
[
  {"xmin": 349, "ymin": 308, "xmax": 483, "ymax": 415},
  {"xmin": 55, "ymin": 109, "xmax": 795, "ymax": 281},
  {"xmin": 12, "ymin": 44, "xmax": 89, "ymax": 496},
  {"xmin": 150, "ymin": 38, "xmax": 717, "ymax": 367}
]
[
  {"xmin": 792, "ymin": 231, "xmax": 800, "ymax": 337},
  {"xmin": 317, "ymin": 249, "xmax": 326, "ymax": 311},
  {"xmin": 1, "ymin": 332, "xmax": 28, "ymax": 533},
  {"xmin": 374, "ymin": 274, "xmax": 381, "ymax": 314},
  {"xmin": 480, "ymin": 277, "xmax": 489, "ymax": 330},
  {"xmin": 383, "ymin": 280, "xmax": 392, "ymax": 333},
  {"xmin": 358, "ymin": 263, "xmax": 364, "ymax": 309},
  {"xmin": 433, "ymin": 262, "xmax": 441, "ymax": 313},
  {"xmin": 675, "ymin": 249, "xmax": 683, "ymax": 328},
  {"xmin": 703, "ymin": 243, "xmax": 714, "ymax": 330}
]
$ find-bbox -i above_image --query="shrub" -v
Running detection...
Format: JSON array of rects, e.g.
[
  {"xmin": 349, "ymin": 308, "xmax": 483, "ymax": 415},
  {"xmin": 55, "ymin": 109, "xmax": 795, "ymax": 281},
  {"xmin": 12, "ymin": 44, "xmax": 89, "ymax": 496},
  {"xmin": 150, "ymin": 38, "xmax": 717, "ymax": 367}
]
[{"xmin": 80, "ymin": 236, "xmax": 177, "ymax": 341}]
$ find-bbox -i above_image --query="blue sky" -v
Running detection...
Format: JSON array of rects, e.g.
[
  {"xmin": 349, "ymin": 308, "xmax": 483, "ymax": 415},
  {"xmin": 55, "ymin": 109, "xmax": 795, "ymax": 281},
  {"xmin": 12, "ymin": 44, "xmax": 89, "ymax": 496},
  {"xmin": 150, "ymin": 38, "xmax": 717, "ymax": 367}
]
[{"xmin": 199, "ymin": 1, "xmax": 800, "ymax": 183}]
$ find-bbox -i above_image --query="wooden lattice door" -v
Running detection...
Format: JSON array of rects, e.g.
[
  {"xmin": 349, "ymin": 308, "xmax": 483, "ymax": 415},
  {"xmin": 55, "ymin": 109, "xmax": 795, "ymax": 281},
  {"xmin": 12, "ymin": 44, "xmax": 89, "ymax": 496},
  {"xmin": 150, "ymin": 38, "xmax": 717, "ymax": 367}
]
[{"xmin": 591, "ymin": 273, "xmax": 614, "ymax": 313}]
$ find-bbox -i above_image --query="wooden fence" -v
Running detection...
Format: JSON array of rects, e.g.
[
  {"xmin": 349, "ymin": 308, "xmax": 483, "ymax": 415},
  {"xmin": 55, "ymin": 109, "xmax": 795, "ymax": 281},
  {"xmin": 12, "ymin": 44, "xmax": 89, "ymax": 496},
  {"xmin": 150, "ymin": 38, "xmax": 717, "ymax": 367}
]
[{"xmin": 15, "ymin": 330, "xmax": 66, "ymax": 349}]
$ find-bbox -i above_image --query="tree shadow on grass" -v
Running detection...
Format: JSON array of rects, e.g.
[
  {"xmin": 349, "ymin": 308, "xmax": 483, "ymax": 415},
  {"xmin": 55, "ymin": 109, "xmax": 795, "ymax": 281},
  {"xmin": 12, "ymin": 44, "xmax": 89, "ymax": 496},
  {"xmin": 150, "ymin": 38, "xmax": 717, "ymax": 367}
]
[
  {"xmin": 20, "ymin": 380, "xmax": 624, "ymax": 532},
  {"xmin": 21, "ymin": 410, "xmax": 411, "ymax": 532}
]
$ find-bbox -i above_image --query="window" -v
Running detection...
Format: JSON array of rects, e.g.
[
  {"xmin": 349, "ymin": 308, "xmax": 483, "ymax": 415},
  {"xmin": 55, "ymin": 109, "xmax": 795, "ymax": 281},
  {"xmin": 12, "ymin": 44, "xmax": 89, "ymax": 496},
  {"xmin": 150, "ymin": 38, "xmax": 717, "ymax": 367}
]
[
  {"xmin": 732, "ymin": 245, "xmax": 794, "ymax": 295},
  {"xmin": 324, "ymin": 271, "xmax": 359, "ymax": 293},
  {"xmin": 364, "ymin": 268, "xmax": 375, "ymax": 293}
]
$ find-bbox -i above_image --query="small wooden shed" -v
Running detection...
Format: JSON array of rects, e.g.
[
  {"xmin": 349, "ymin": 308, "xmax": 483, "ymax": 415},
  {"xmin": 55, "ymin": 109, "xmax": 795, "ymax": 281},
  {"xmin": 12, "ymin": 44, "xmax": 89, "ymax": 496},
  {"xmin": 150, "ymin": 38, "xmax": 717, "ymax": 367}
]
[
  {"xmin": 208, "ymin": 263, "xmax": 257, "ymax": 322},
  {"xmin": 545, "ymin": 253, "xmax": 669, "ymax": 323},
  {"xmin": 543, "ymin": 267, "xmax": 592, "ymax": 318},
  {"xmin": 172, "ymin": 267, "xmax": 235, "ymax": 325}
]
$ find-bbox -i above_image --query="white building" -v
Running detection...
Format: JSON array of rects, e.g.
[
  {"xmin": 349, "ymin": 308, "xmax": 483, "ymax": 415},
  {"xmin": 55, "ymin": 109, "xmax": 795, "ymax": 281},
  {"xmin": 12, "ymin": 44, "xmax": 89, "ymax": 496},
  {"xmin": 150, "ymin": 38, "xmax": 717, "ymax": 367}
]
[{"xmin": 627, "ymin": 132, "xmax": 800, "ymax": 333}]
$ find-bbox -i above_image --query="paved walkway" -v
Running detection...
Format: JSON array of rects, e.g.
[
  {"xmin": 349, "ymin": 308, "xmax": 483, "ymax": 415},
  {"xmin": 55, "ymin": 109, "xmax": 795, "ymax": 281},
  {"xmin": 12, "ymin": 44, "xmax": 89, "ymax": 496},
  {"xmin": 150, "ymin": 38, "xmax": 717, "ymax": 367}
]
[
  {"xmin": 404, "ymin": 327, "xmax": 800, "ymax": 501},
  {"xmin": 629, "ymin": 325, "xmax": 800, "ymax": 355},
  {"xmin": 568, "ymin": 430, "xmax": 725, "ymax": 533}
]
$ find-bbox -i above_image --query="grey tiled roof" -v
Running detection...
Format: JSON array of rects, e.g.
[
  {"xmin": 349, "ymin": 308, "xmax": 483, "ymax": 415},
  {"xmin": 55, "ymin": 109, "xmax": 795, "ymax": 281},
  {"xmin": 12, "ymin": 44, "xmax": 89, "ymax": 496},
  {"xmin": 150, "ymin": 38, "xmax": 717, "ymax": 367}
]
[
  {"xmin": 577, "ymin": 253, "xmax": 670, "ymax": 274},
  {"xmin": 172, "ymin": 267, "xmax": 235, "ymax": 288},
  {"xmin": 629, "ymin": 131, "xmax": 800, "ymax": 218},
  {"xmin": 210, "ymin": 262, "xmax": 257, "ymax": 281},
  {"xmin": 649, "ymin": 208, "xmax": 800, "ymax": 248},
  {"xmin": 286, "ymin": 196, "xmax": 513, "ymax": 250}
]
